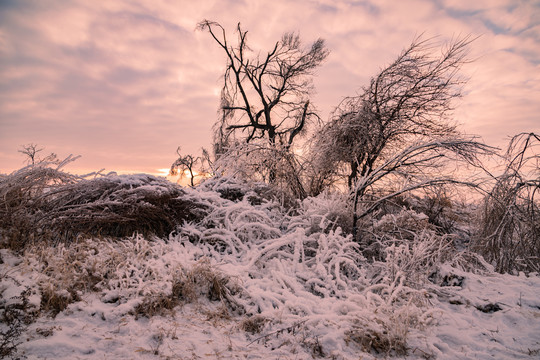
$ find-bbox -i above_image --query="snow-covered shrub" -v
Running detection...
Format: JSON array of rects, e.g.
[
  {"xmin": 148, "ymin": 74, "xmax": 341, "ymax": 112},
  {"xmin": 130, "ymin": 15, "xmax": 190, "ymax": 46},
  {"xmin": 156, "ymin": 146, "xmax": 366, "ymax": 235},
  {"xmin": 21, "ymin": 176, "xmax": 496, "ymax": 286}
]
[
  {"xmin": 198, "ymin": 175, "xmax": 297, "ymax": 209},
  {"xmin": 4, "ymin": 173, "xmax": 502, "ymax": 358},
  {"xmin": 297, "ymin": 190, "xmax": 352, "ymax": 234},
  {"xmin": 474, "ymin": 132, "xmax": 540, "ymax": 274},
  {"xmin": 174, "ymin": 258, "xmax": 242, "ymax": 308},
  {"xmin": 212, "ymin": 142, "xmax": 320, "ymax": 200},
  {"xmin": 358, "ymin": 209, "xmax": 433, "ymax": 261},
  {"xmin": 0, "ymin": 166, "xmax": 207, "ymax": 248},
  {"xmin": 381, "ymin": 189, "xmax": 473, "ymax": 239},
  {"xmin": 0, "ymin": 160, "xmax": 77, "ymax": 249},
  {"xmin": 42, "ymin": 173, "xmax": 206, "ymax": 240},
  {"xmin": 381, "ymin": 230, "xmax": 455, "ymax": 286}
]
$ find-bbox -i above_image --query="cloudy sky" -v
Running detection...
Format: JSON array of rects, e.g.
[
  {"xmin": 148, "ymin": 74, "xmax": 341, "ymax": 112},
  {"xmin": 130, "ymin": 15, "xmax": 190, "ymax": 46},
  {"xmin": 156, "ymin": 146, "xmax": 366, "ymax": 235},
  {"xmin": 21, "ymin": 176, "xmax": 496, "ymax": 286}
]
[{"xmin": 1, "ymin": 0, "xmax": 539, "ymax": 175}]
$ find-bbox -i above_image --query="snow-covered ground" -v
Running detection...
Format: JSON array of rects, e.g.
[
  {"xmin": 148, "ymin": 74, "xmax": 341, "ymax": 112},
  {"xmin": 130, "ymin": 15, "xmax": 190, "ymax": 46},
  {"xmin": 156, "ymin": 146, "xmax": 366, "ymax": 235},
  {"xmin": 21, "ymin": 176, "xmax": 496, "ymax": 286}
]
[{"xmin": 1, "ymin": 184, "xmax": 539, "ymax": 359}]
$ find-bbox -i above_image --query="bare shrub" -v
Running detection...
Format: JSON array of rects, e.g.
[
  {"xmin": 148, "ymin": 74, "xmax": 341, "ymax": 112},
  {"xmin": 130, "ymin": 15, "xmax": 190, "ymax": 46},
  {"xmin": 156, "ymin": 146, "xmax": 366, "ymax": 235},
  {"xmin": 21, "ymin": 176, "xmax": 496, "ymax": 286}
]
[
  {"xmin": 1, "ymin": 285, "xmax": 36, "ymax": 359},
  {"xmin": 0, "ymin": 314, "xmax": 25, "ymax": 359},
  {"xmin": 474, "ymin": 132, "xmax": 540, "ymax": 273}
]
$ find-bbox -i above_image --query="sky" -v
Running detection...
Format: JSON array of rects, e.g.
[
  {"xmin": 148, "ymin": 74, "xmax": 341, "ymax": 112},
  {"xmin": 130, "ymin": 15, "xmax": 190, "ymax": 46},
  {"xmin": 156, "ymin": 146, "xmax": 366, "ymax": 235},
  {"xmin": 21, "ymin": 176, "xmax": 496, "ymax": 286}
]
[{"xmin": 1, "ymin": 0, "xmax": 539, "ymax": 176}]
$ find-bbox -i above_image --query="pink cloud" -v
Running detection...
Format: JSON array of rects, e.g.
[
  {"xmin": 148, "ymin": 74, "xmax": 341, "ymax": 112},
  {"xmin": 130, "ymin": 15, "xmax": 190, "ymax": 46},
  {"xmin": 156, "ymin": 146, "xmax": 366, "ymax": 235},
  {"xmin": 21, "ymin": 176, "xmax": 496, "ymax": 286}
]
[{"xmin": 1, "ymin": 0, "xmax": 538, "ymax": 174}]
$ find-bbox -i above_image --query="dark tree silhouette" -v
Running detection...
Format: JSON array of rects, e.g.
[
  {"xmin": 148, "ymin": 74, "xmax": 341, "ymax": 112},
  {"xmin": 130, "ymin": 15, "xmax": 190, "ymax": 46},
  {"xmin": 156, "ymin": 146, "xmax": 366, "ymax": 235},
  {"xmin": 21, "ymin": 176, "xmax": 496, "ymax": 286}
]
[{"xmin": 197, "ymin": 20, "xmax": 329, "ymax": 152}]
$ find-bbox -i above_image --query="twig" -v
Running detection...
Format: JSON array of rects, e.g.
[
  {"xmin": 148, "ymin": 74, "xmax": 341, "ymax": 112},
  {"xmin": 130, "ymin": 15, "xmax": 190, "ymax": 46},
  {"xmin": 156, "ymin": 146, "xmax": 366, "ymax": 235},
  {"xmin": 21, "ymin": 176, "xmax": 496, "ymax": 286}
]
[{"xmin": 247, "ymin": 320, "xmax": 308, "ymax": 346}]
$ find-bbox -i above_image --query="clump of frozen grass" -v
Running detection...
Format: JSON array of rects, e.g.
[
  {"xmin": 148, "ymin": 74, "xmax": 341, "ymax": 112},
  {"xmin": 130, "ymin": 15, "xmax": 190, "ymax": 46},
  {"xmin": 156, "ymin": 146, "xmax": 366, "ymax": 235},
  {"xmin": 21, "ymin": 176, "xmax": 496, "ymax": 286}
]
[
  {"xmin": 26, "ymin": 235, "xmax": 174, "ymax": 316},
  {"xmin": 173, "ymin": 258, "xmax": 242, "ymax": 307},
  {"xmin": 345, "ymin": 318, "xmax": 408, "ymax": 356},
  {"xmin": 240, "ymin": 315, "xmax": 269, "ymax": 334},
  {"xmin": 40, "ymin": 285, "xmax": 79, "ymax": 317},
  {"xmin": 296, "ymin": 190, "xmax": 353, "ymax": 234}
]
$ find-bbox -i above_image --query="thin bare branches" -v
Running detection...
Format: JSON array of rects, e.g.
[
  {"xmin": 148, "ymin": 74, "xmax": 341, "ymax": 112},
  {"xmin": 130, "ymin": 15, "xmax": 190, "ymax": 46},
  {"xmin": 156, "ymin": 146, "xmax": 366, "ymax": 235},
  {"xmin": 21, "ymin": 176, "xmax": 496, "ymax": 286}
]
[
  {"xmin": 316, "ymin": 35, "xmax": 476, "ymax": 190},
  {"xmin": 198, "ymin": 20, "xmax": 329, "ymax": 152},
  {"xmin": 475, "ymin": 132, "xmax": 540, "ymax": 273}
]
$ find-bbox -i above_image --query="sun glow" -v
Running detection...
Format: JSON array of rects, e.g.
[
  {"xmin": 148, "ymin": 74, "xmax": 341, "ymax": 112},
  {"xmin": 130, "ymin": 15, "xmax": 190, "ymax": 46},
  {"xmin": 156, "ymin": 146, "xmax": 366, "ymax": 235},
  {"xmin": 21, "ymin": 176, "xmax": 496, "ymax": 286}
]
[{"xmin": 156, "ymin": 168, "xmax": 170, "ymax": 177}]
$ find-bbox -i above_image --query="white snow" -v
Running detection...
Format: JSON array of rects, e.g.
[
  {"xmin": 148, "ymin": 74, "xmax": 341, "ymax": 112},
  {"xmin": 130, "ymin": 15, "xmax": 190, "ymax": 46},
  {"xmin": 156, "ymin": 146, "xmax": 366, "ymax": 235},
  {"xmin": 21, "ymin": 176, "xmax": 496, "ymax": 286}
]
[{"xmin": 1, "ymin": 182, "xmax": 539, "ymax": 359}]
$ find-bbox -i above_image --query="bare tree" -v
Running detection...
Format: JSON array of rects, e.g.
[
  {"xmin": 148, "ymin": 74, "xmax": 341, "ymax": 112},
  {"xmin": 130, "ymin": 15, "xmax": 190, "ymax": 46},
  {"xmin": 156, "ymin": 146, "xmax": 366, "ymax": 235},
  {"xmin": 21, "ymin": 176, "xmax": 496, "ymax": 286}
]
[
  {"xmin": 18, "ymin": 144, "xmax": 43, "ymax": 165},
  {"xmin": 312, "ymin": 35, "xmax": 497, "ymax": 238},
  {"xmin": 18, "ymin": 144, "xmax": 58, "ymax": 166},
  {"xmin": 315, "ymin": 35, "xmax": 475, "ymax": 190},
  {"xmin": 170, "ymin": 147, "xmax": 206, "ymax": 187},
  {"xmin": 197, "ymin": 20, "xmax": 329, "ymax": 153}
]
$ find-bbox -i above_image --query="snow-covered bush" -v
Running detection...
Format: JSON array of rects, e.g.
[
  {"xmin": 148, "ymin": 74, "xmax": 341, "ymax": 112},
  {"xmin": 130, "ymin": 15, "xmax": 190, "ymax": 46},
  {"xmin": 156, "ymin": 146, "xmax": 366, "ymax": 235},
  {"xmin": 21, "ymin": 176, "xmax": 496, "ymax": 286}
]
[
  {"xmin": 297, "ymin": 190, "xmax": 353, "ymax": 234},
  {"xmin": 474, "ymin": 132, "xmax": 540, "ymax": 274},
  {"xmin": 0, "ymin": 165, "xmax": 207, "ymax": 249},
  {"xmin": 3, "ymin": 176, "xmax": 533, "ymax": 359},
  {"xmin": 0, "ymin": 160, "xmax": 77, "ymax": 249}
]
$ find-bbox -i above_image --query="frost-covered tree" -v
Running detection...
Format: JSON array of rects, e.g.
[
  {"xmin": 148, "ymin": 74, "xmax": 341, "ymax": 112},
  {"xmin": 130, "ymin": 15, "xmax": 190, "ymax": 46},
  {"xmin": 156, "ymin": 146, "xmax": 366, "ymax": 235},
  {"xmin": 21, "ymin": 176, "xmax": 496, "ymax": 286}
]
[
  {"xmin": 197, "ymin": 20, "xmax": 328, "ymax": 189},
  {"xmin": 475, "ymin": 132, "xmax": 540, "ymax": 273},
  {"xmin": 315, "ymin": 35, "xmax": 474, "ymax": 190},
  {"xmin": 312, "ymin": 35, "xmax": 495, "ymax": 237}
]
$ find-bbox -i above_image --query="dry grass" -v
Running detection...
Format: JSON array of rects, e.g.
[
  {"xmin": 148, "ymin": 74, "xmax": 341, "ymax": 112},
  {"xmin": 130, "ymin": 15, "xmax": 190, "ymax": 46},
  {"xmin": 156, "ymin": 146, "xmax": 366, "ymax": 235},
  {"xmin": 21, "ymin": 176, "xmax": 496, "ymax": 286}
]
[
  {"xmin": 240, "ymin": 315, "xmax": 268, "ymax": 334},
  {"xmin": 133, "ymin": 259, "xmax": 243, "ymax": 319},
  {"xmin": 132, "ymin": 294, "xmax": 179, "ymax": 319},
  {"xmin": 345, "ymin": 318, "xmax": 408, "ymax": 356},
  {"xmin": 179, "ymin": 259, "xmax": 241, "ymax": 304},
  {"xmin": 40, "ymin": 285, "xmax": 79, "ymax": 317}
]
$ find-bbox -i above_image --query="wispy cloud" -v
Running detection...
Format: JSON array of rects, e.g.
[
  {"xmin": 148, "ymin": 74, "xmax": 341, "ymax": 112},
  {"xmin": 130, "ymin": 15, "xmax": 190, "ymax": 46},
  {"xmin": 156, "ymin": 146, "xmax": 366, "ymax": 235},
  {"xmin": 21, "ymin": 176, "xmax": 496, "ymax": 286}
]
[{"xmin": 1, "ymin": 0, "xmax": 538, "ymax": 173}]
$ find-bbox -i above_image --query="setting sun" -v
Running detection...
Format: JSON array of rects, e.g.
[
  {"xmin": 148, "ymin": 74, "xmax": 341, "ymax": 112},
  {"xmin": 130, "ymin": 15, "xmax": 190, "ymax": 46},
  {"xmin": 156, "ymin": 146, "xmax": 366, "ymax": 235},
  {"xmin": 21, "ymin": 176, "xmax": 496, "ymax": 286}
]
[{"xmin": 156, "ymin": 168, "xmax": 171, "ymax": 177}]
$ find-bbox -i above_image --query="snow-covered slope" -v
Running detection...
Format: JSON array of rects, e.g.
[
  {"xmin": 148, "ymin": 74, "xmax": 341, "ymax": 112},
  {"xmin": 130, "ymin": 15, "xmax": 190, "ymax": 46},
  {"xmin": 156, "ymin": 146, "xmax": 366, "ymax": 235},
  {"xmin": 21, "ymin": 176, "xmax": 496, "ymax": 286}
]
[{"xmin": 1, "ymin": 183, "xmax": 539, "ymax": 359}]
